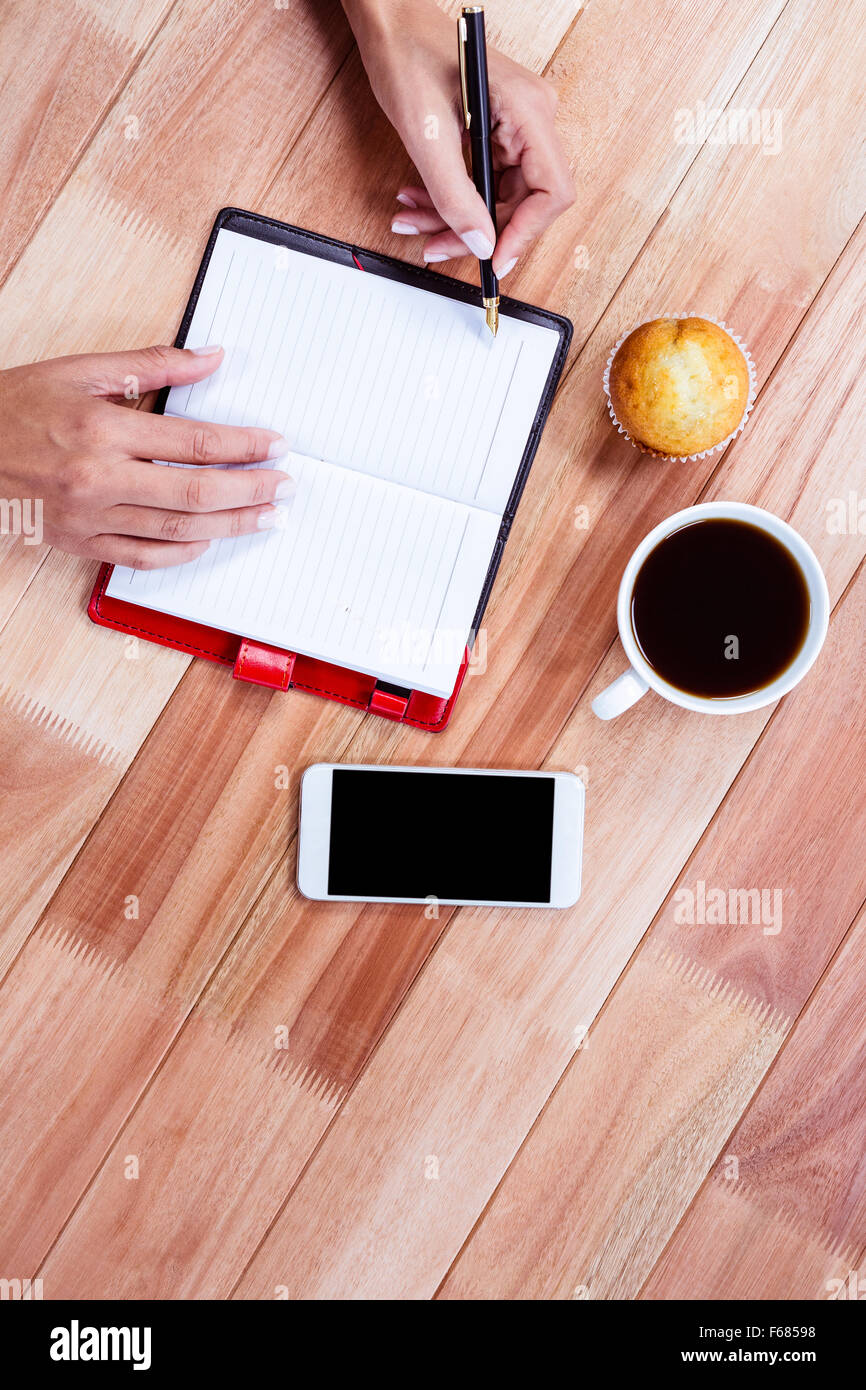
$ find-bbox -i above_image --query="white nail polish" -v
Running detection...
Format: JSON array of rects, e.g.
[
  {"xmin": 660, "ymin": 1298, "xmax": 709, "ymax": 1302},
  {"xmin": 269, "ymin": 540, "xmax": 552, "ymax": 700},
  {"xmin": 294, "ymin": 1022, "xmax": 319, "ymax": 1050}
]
[
  {"xmin": 391, "ymin": 220, "xmax": 419, "ymax": 235},
  {"xmin": 396, "ymin": 193, "xmax": 418, "ymax": 209},
  {"xmin": 189, "ymin": 344, "xmax": 223, "ymax": 355},
  {"xmin": 274, "ymin": 478, "xmax": 296, "ymax": 500},
  {"xmin": 462, "ymin": 229, "xmax": 495, "ymax": 259},
  {"xmin": 496, "ymin": 257, "xmax": 518, "ymax": 278},
  {"xmin": 267, "ymin": 438, "xmax": 290, "ymax": 459},
  {"xmin": 257, "ymin": 510, "xmax": 278, "ymax": 530},
  {"xmin": 423, "ymin": 252, "xmax": 450, "ymax": 263}
]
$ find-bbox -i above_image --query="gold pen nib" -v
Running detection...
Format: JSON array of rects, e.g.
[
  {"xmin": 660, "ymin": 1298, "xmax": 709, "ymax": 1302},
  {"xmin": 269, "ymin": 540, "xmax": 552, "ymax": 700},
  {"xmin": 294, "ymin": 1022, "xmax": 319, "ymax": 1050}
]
[{"xmin": 483, "ymin": 296, "xmax": 500, "ymax": 336}]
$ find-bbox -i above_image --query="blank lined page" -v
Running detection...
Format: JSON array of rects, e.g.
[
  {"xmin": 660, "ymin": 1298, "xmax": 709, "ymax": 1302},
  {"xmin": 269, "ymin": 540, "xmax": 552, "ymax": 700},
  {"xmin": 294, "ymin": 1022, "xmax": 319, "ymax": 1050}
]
[
  {"xmin": 110, "ymin": 452, "xmax": 500, "ymax": 695},
  {"xmin": 171, "ymin": 230, "xmax": 558, "ymax": 512},
  {"xmin": 106, "ymin": 226, "xmax": 562, "ymax": 696}
]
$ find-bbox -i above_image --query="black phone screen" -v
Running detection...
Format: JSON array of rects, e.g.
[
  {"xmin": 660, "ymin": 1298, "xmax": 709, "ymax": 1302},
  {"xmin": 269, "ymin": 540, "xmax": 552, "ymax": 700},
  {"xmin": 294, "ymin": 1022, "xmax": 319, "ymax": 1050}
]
[{"xmin": 327, "ymin": 769, "xmax": 555, "ymax": 902}]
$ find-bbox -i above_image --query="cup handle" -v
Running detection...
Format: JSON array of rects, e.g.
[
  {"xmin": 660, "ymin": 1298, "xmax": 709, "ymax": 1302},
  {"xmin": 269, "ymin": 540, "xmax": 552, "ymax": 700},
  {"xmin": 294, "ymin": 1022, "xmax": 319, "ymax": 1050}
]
[{"xmin": 592, "ymin": 666, "xmax": 649, "ymax": 720}]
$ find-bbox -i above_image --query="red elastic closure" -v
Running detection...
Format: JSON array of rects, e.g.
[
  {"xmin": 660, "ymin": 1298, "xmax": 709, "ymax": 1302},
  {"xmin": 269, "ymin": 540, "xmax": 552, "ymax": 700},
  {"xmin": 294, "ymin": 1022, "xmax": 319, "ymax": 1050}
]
[
  {"xmin": 233, "ymin": 639, "xmax": 296, "ymax": 691},
  {"xmin": 368, "ymin": 688, "xmax": 410, "ymax": 720}
]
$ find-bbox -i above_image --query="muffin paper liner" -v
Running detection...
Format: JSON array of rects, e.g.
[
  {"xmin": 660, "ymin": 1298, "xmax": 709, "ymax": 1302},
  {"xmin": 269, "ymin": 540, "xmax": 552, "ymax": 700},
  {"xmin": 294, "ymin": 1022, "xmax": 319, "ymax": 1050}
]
[{"xmin": 602, "ymin": 314, "xmax": 758, "ymax": 462}]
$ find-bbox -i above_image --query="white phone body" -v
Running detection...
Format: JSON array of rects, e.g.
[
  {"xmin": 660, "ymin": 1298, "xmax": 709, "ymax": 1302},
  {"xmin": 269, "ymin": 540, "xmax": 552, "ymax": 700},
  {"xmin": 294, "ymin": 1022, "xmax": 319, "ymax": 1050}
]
[{"xmin": 297, "ymin": 764, "xmax": 584, "ymax": 908}]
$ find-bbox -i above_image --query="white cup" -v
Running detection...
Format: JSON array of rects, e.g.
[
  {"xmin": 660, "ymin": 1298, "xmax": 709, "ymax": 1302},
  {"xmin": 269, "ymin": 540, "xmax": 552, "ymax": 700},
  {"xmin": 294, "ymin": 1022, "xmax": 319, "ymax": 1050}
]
[{"xmin": 592, "ymin": 501, "xmax": 829, "ymax": 720}]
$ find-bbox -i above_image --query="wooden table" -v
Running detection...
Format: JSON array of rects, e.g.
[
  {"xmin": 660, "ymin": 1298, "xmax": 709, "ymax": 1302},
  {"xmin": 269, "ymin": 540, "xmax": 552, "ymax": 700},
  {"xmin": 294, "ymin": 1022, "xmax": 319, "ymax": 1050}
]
[{"xmin": 1, "ymin": 0, "xmax": 864, "ymax": 1301}]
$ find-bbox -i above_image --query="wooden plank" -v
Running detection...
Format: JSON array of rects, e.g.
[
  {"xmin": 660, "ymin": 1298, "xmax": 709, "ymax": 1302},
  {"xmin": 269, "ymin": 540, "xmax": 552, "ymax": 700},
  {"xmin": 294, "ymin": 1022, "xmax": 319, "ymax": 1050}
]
[
  {"xmin": 0, "ymin": 664, "xmax": 360, "ymax": 1272},
  {"xmin": 0, "ymin": 553, "xmax": 190, "ymax": 974},
  {"xmin": 0, "ymin": 0, "xmax": 353, "ymax": 368},
  {"xmin": 0, "ymin": 0, "xmax": 173, "ymax": 285},
  {"xmin": 228, "ymin": 20, "xmax": 866, "ymax": 1290},
  {"xmin": 256, "ymin": 0, "xmax": 786, "ymax": 353},
  {"xmin": 232, "ymin": 558, "xmax": 866, "ymax": 1300},
  {"xmin": 0, "ymin": 0, "xmax": 354, "ymax": 967},
  {"xmin": 35, "ymin": 2, "xmax": 866, "ymax": 1297},
  {"xmin": 0, "ymin": 543, "xmax": 49, "ymax": 629},
  {"xmin": 0, "ymin": 0, "xmax": 794, "ymax": 1292},
  {"xmin": 640, "ymin": 908, "xmax": 866, "ymax": 1300},
  {"xmin": 439, "ymin": 559, "xmax": 866, "ymax": 1295},
  {"xmin": 0, "ymin": 0, "xmax": 353, "ymax": 610},
  {"xmin": 0, "ymin": 0, "xmax": 783, "ymax": 956},
  {"xmin": 434, "ymin": 224, "xmax": 866, "ymax": 1299},
  {"xmin": 0, "ymin": 0, "xmax": 594, "ymax": 1283}
]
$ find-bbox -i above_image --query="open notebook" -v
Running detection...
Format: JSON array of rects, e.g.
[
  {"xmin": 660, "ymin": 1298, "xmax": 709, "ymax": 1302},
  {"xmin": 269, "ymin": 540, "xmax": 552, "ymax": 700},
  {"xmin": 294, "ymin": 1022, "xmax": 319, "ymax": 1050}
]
[{"xmin": 99, "ymin": 212, "xmax": 571, "ymax": 714}]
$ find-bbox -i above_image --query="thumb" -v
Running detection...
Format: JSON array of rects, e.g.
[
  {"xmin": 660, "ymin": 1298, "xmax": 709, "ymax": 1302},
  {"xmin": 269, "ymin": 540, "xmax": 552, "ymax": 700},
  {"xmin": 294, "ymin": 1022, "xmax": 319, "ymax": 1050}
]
[
  {"xmin": 72, "ymin": 343, "xmax": 225, "ymax": 398},
  {"xmin": 410, "ymin": 117, "xmax": 496, "ymax": 259}
]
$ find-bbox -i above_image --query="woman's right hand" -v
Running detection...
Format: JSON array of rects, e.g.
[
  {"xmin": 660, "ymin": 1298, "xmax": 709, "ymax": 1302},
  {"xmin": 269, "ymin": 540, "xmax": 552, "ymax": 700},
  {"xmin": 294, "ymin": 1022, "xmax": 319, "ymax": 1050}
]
[{"xmin": 0, "ymin": 344, "xmax": 295, "ymax": 569}]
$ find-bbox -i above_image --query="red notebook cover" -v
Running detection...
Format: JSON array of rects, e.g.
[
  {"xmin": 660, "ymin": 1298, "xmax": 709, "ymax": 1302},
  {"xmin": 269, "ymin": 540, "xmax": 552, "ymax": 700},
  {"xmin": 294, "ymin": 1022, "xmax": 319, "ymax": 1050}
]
[
  {"xmin": 88, "ymin": 209, "xmax": 572, "ymax": 731},
  {"xmin": 89, "ymin": 560, "xmax": 468, "ymax": 730}
]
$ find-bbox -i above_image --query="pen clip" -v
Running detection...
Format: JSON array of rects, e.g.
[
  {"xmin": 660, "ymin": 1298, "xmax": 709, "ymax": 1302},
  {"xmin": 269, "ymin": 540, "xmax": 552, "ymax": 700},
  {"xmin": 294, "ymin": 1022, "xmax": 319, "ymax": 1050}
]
[{"xmin": 458, "ymin": 16, "xmax": 471, "ymax": 130}]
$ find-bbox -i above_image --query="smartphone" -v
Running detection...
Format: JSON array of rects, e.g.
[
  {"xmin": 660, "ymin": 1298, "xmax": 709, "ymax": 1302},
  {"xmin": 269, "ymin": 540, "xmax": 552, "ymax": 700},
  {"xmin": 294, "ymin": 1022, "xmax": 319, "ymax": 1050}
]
[{"xmin": 297, "ymin": 764, "xmax": 584, "ymax": 908}]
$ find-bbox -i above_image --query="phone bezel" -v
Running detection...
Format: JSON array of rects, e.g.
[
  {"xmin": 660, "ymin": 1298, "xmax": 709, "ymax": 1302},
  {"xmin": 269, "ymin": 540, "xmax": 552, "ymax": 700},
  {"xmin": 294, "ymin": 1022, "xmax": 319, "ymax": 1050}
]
[{"xmin": 297, "ymin": 763, "xmax": 583, "ymax": 908}]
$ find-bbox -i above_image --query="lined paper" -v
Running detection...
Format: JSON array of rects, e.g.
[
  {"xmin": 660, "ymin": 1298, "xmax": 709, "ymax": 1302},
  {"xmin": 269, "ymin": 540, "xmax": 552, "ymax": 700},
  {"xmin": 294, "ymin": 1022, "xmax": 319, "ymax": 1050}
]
[{"xmin": 106, "ymin": 228, "xmax": 561, "ymax": 696}]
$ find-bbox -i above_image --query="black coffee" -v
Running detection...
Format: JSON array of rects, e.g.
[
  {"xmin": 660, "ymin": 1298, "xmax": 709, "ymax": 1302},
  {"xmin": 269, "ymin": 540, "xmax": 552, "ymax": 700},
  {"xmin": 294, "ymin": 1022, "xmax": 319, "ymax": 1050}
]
[{"xmin": 631, "ymin": 518, "xmax": 810, "ymax": 698}]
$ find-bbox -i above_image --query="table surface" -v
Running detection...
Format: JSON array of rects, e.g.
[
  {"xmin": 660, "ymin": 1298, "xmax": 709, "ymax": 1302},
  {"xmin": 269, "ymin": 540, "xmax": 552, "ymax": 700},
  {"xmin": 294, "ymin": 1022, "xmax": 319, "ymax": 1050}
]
[{"xmin": 0, "ymin": 0, "xmax": 864, "ymax": 1300}]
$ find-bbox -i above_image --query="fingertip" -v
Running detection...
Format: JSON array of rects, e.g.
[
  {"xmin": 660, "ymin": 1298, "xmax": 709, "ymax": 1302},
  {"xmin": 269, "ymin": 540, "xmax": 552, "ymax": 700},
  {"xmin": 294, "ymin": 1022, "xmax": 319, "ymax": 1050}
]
[
  {"xmin": 422, "ymin": 229, "xmax": 472, "ymax": 261},
  {"xmin": 461, "ymin": 229, "xmax": 496, "ymax": 260},
  {"xmin": 177, "ymin": 345, "xmax": 224, "ymax": 382},
  {"xmin": 266, "ymin": 435, "xmax": 290, "ymax": 460}
]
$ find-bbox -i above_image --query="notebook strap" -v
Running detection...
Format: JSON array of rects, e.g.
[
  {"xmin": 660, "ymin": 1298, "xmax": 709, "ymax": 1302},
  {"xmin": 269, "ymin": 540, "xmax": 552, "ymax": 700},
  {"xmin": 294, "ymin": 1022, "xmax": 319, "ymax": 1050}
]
[{"xmin": 232, "ymin": 639, "xmax": 296, "ymax": 691}]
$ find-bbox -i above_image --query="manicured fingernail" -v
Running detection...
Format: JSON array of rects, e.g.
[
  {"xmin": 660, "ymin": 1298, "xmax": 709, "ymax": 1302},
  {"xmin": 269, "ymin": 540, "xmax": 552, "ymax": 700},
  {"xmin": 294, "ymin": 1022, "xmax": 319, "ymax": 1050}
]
[
  {"xmin": 391, "ymin": 220, "xmax": 419, "ymax": 235},
  {"xmin": 423, "ymin": 251, "xmax": 450, "ymax": 263},
  {"xmin": 396, "ymin": 193, "xmax": 418, "ymax": 209},
  {"xmin": 267, "ymin": 437, "xmax": 289, "ymax": 459},
  {"xmin": 257, "ymin": 508, "xmax": 279, "ymax": 529},
  {"xmin": 462, "ymin": 229, "xmax": 495, "ymax": 259},
  {"xmin": 189, "ymin": 344, "xmax": 223, "ymax": 356},
  {"xmin": 496, "ymin": 256, "xmax": 518, "ymax": 278},
  {"xmin": 274, "ymin": 478, "xmax": 296, "ymax": 500}
]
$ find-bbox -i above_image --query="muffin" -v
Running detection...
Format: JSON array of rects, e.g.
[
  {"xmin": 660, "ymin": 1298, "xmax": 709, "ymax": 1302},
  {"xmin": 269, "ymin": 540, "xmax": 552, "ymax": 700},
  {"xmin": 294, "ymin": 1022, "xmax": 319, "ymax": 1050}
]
[{"xmin": 607, "ymin": 316, "xmax": 751, "ymax": 457}]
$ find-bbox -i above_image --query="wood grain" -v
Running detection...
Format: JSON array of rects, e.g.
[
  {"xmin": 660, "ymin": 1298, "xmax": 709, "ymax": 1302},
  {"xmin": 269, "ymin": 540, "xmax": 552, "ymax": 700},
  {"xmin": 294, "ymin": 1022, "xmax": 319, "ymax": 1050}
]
[
  {"xmin": 0, "ymin": 0, "xmax": 593, "ymax": 1284},
  {"xmin": 436, "ymin": 217, "xmax": 866, "ymax": 1298},
  {"xmin": 439, "ymin": 561, "xmax": 866, "ymax": 1296},
  {"xmin": 5, "ymin": 0, "xmax": 805, "ymax": 1295},
  {"xmin": 227, "ymin": 4, "xmax": 866, "ymax": 1295},
  {"xmin": 0, "ymin": 0, "xmax": 173, "ymax": 285},
  {"xmin": 1, "ymin": 0, "xmax": 864, "ymax": 1301},
  {"xmin": 0, "ymin": 0, "xmax": 355, "ymax": 962},
  {"xmin": 641, "ymin": 906, "xmax": 866, "ymax": 1299}
]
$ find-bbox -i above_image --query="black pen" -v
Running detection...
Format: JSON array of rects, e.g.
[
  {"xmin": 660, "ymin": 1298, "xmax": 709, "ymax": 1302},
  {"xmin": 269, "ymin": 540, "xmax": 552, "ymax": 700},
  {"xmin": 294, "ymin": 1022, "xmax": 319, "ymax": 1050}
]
[{"xmin": 458, "ymin": 6, "xmax": 499, "ymax": 336}]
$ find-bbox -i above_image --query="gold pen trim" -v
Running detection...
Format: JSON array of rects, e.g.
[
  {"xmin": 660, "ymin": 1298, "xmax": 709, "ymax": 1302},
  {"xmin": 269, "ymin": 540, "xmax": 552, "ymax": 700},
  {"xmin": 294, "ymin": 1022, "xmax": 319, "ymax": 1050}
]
[
  {"xmin": 483, "ymin": 295, "xmax": 500, "ymax": 336},
  {"xmin": 458, "ymin": 16, "xmax": 471, "ymax": 130}
]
